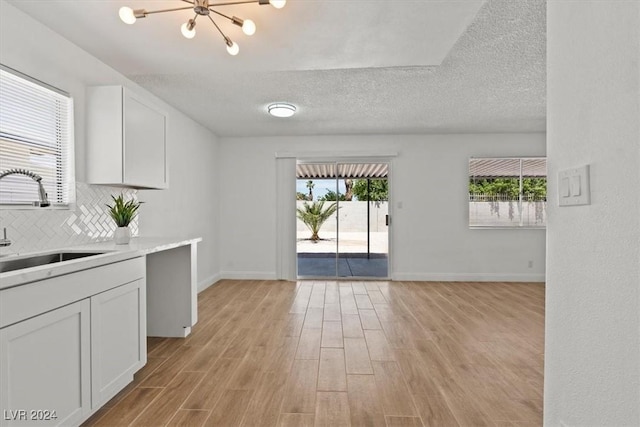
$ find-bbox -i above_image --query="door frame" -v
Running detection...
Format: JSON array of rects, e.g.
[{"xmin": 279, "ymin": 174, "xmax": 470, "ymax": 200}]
[{"xmin": 276, "ymin": 151, "xmax": 396, "ymax": 281}]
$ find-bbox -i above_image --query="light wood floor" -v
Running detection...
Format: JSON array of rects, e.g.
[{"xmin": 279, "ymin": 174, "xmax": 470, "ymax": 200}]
[{"xmin": 83, "ymin": 280, "xmax": 544, "ymax": 427}]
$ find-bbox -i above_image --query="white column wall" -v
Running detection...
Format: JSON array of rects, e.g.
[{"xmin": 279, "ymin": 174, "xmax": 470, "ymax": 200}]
[{"xmin": 545, "ymin": 1, "xmax": 640, "ymax": 425}]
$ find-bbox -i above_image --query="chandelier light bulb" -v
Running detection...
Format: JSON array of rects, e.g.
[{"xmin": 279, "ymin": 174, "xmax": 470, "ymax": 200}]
[
  {"xmin": 119, "ymin": 6, "xmax": 136, "ymax": 24},
  {"xmin": 242, "ymin": 19, "xmax": 256, "ymax": 36},
  {"xmin": 269, "ymin": 0, "xmax": 286, "ymax": 9},
  {"xmin": 226, "ymin": 41, "xmax": 239, "ymax": 56},
  {"xmin": 181, "ymin": 20, "xmax": 196, "ymax": 39}
]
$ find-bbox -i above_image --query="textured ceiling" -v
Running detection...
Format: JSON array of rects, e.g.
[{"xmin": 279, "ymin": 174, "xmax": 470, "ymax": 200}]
[
  {"xmin": 6, "ymin": 0, "xmax": 484, "ymax": 74},
  {"xmin": 6, "ymin": 0, "xmax": 546, "ymax": 137}
]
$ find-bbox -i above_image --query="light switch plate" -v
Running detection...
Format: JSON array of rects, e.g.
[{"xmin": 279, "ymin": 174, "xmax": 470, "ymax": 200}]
[{"xmin": 558, "ymin": 164, "xmax": 590, "ymax": 206}]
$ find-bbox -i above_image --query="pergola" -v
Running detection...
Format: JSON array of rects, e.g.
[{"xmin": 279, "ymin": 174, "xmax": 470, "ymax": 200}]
[
  {"xmin": 296, "ymin": 163, "xmax": 388, "ymax": 179},
  {"xmin": 469, "ymin": 157, "xmax": 546, "ymax": 178}
]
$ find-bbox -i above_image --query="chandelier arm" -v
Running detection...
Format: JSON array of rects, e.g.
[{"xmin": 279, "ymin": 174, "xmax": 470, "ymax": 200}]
[
  {"xmin": 207, "ymin": 0, "xmax": 258, "ymax": 7},
  {"xmin": 209, "ymin": 9, "xmax": 234, "ymax": 21},
  {"xmin": 180, "ymin": 0, "xmax": 195, "ymax": 4},
  {"xmin": 143, "ymin": 6, "xmax": 195, "ymax": 16},
  {"xmin": 207, "ymin": 14, "xmax": 231, "ymax": 43}
]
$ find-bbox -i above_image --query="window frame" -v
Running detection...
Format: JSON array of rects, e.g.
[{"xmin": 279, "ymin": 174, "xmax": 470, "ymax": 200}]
[
  {"xmin": 468, "ymin": 156, "xmax": 547, "ymax": 229},
  {"xmin": 0, "ymin": 64, "xmax": 75, "ymax": 209}
]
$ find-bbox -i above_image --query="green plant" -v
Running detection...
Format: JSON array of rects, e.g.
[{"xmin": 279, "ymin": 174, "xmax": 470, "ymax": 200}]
[
  {"xmin": 469, "ymin": 177, "xmax": 547, "ymax": 201},
  {"xmin": 296, "ymin": 200, "xmax": 337, "ymax": 241},
  {"xmin": 107, "ymin": 194, "xmax": 141, "ymax": 227},
  {"xmin": 319, "ymin": 190, "xmax": 347, "ymax": 201},
  {"xmin": 352, "ymin": 179, "xmax": 388, "ymax": 202}
]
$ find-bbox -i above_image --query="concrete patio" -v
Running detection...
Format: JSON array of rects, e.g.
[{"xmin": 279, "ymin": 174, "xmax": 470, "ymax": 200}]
[{"xmin": 297, "ymin": 231, "xmax": 388, "ymax": 277}]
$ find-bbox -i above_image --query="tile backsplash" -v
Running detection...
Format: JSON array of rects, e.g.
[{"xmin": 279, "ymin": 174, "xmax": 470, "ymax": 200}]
[{"xmin": 0, "ymin": 183, "xmax": 139, "ymax": 255}]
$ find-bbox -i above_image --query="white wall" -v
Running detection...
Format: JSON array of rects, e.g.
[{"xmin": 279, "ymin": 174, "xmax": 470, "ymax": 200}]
[
  {"xmin": 0, "ymin": 1, "xmax": 220, "ymax": 290},
  {"xmin": 545, "ymin": 2, "xmax": 640, "ymax": 426},
  {"xmin": 219, "ymin": 133, "xmax": 546, "ymax": 281},
  {"xmin": 138, "ymin": 113, "xmax": 220, "ymax": 290}
]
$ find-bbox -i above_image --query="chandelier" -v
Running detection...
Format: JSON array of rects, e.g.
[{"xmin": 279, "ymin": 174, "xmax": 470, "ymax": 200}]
[{"xmin": 118, "ymin": 0, "xmax": 286, "ymax": 56}]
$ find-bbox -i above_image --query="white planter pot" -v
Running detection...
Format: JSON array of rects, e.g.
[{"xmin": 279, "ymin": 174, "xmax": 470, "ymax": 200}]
[{"xmin": 114, "ymin": 227, "xmax": 131, "ymax": 245}]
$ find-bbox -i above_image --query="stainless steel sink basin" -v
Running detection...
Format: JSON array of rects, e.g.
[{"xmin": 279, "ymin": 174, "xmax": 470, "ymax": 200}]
[{"xmin": 0, "ymin": 252, "xmax": 108, "ymax": 273}]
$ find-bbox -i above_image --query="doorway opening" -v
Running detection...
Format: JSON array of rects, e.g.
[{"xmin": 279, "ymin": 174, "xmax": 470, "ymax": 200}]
[{"xmin": 296, "ymin": 162, "xmax": 389, "ymax": 278}]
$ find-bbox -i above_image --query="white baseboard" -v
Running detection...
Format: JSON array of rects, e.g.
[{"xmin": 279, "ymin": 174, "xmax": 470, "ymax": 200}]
[
  {"xmin": 198, "ymin": 273, "xmax": 221, "ymax": 292},
  {"xmin": 392, "ymin": 272, "xmax": 545, "ymax": 282},
  {"xmin": 203, "ymin": 271, "xmax": 544, "ymax": 284},
  {"xmin": 219, "ymin": 271, "xmax": 278, "ymax": 281}
]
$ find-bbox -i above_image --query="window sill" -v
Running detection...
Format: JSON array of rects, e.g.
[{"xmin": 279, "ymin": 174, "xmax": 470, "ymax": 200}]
[
  {"xmin": 0, "ymin": 204, "xmax": 71, "ymax": 211},
  {"xmin": 469, "ymin": 226, "xmax": 546, "ymax": 230}
]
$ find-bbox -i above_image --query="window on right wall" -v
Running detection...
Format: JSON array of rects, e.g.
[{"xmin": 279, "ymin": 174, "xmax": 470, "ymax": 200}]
[{"xmin": 469, "ymin": 157, "xmax": 547, "ymax": 228}]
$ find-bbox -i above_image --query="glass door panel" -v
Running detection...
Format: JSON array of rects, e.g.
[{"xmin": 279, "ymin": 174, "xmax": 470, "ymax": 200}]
[
  {"xmin": 337, "ymin": 163, "xmax": 389, "ymax": 278},
  {"xmin": 296, "ymin": 161, "xmax": 389, "ymax": 278},
  {"xmin": 296, "ymin": 163, "xmax": 338, "ymax": 277}
]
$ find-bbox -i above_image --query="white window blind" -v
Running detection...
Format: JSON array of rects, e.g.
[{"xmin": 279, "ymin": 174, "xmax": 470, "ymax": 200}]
[{"xmin": 0, "ymin": 66, "xmax": 74, "ymax": 206}]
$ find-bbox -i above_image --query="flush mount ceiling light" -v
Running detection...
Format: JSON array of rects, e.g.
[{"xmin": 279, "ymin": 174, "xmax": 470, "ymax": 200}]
[
  {"xmin": 119, "ymin": 0, "xmax": 286, "ymax": 56},
  {"xmin": 267, "ymin": 103, "xmax": 296, "ymax": 118}
]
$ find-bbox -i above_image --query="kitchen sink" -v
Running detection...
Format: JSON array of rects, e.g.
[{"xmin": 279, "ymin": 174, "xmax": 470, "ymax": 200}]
[{"xmin": 0, "ymin": 251, "xmax": 108, "ymax": 273}]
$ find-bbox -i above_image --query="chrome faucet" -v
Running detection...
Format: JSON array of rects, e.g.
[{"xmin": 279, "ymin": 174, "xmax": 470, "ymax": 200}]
[
  {"xmin": 0, "ymin": 228, "xmax": 10, "ymax": 247},
  {"xmin": 0, "ymin": 168, "xmax": 50, "ymax": 207}
]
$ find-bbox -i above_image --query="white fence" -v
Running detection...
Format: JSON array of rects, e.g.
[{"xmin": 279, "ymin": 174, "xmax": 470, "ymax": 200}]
[
  {"xmin": 469, "ymin": 200, "xmax": 546, "ymax": 227},
  {"xmin": 469, "ymin": 193, "xmax": 546, "ymax": 202},
  {"xmin": 296, "ymin": 201, "xmax": 388, "ymax": 233},
  {"xmin": 295, "ymin": 198, "xmax": 545, "ymax": 230}
]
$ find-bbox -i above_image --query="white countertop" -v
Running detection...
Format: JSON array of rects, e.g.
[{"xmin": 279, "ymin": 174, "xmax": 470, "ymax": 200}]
[
  {"xmin": 70, "ymin": 237, "xmax": 202, "ymax": 255},
  {"xmin": 0, "ymin": 237, "xmax": 202, "ymax": 290}
]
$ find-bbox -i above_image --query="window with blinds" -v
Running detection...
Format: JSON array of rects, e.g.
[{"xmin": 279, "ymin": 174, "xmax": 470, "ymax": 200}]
[{"xmin": 0, "ymin": 66, "xmax": 74, "ymax": 206}]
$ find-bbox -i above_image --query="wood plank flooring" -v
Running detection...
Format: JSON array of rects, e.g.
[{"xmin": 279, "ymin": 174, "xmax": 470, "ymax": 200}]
[{"xmin": 83, "ymin": 280, "xmax": 544, "ymax": 427}]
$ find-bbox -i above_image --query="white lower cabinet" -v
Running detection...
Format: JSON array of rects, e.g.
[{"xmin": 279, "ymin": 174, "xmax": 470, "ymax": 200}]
[
  {"xmin": 90, "ymin": 279, "xmax": 146, "ymax": 408},
  {"xmin": 0, "ymin": 257, "xmax": 146, "ymax": 426},
  {"xmin": 0, "ymin": 300, "xmax": 91, "ymax": 426}
]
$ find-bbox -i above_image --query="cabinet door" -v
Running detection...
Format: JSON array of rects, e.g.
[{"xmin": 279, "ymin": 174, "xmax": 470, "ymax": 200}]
[
  {"xmin": 91, "ymin": 279, "xmax": 146, "ymax": 409},
  {"xmin": 123, "ymin": 91, "xmax": 167, "ymax": 188},
  {"xmin": 0, "ymin": 300, "xmax": 91, "ymax": 427}
]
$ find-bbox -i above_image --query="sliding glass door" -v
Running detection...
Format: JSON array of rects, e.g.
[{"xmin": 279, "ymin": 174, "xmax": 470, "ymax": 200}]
[{"xmin": 296, "ymin": 161, "xmax": 389, "ymax": 279}]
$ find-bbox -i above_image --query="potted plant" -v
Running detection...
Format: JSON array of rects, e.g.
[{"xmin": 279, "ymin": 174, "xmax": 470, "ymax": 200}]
[{"xmin": 107, "ymin": 194, "xmax": 141, "ymax": 244}]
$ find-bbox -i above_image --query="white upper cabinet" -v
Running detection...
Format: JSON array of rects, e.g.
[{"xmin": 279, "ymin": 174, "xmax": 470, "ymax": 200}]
[{"xmin": 87, "ymin": 86, "xmax": 168, "ymax": 189}]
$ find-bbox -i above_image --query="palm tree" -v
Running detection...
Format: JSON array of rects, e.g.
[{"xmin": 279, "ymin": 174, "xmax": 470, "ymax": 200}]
[
  {"xmin": 344, "ymin": 179, "xmax": 353, "ymax": 201},
  {"xmin": 296, "ymin": 201, "xmax": 338, "ymax": 241},
  {"xmin": 306, "ymin": 180, "xmax": 315, "ymax": 201}
]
